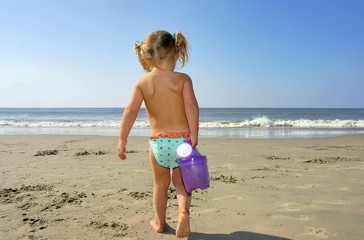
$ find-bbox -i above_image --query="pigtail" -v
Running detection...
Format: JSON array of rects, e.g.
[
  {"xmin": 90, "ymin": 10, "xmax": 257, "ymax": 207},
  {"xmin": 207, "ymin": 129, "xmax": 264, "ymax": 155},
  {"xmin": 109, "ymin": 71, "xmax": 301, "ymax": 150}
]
[
  {"xmin": 174, "ymin": 31, "xmax": 189, "ymax": 67},
  {"xmin": 134, "ymin": 41, "xmax": 151, "ymax": 72},
  {"xmin": 133, "ymin": 31, "xmax": 189, "ymax": 72}
]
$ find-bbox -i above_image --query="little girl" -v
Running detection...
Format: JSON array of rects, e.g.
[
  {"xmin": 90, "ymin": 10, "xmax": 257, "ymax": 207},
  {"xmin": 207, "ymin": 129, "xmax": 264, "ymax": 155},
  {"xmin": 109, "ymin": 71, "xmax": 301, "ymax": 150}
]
[{"xmin": 117, "ymin": 30, "xmax": 199, "ymax": 238}]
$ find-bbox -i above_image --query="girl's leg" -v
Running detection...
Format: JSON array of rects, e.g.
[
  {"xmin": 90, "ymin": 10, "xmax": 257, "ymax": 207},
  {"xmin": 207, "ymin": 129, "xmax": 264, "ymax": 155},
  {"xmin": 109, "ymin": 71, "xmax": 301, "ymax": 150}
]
[
  {"xmin": 149, "ymin": 148, "xmax": 171, "ymax": 233},
  {"xmin": 172, "ymin": 167, "xmax": 191, "ymax": 238}
]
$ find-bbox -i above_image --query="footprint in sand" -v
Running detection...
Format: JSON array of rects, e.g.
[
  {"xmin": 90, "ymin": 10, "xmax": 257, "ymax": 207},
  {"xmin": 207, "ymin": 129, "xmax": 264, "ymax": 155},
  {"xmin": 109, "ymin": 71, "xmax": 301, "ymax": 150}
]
[
  {"xmin": 263, "ymin": 155, "xmax": 290, "ymax": 160},
  {"xmin": 88, "ymin": 220, "xmax": 129, "ymax": 237},
  {"xmin": 125, "ymin": 150, "xmax": 139, "ymax": 153},
  {"xmin": 0, "ymin": 184, "xmax": 53, "ymax": 204},
  {"xmin": 210, "ymin": 174, "xmax": 237, "ymax": 183},
  {"xmin": 127, "ymin": 191, "xmax": 151, "ymax": 200},
  {"xmin": 41, "ymin": 191, "xmax": 87, "ymax": 211},
  {"xmin": 303, "ymin": 157, "xmax": 359, "ymax": 164},
  {"xmin": 277, "ymin": 201, "xmax": 308, "ymax": 212},
  {"xmin": 74, "ymin": 150, "xmax": 107, "ymax": 156},
  {"xmin": 23, "ymin": 217, "xmax": 48, "ymax": 232},
  {"xmin": 33, "ymin": 150, "xmax": 58, "ymax": 156}
]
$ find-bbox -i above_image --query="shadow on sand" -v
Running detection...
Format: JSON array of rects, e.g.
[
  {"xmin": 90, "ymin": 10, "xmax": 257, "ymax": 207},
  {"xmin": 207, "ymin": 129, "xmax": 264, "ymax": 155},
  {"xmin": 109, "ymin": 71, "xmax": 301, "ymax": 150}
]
[
  {"xmin": 188, "ymin": 231, "xmax": 292, "ymax": 240},
  {"xmin": 163, "ymin": 224, "xmax": 292, "ymax": 240}
]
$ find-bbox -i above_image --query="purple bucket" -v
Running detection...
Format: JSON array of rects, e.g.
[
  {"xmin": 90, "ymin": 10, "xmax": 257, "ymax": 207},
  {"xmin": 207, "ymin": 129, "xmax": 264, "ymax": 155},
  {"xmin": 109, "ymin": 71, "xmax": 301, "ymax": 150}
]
[{"xmin": 176, "ymin": 142, "xmax": 210, "ymax": 193}]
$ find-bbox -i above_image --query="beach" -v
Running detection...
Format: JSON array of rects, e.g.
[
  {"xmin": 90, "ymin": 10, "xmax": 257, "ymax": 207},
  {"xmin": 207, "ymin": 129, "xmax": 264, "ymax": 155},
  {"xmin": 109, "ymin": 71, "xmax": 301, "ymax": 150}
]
[{"xmin": 1, "ymin": 134, "xmax": 364, "ymax": 240}]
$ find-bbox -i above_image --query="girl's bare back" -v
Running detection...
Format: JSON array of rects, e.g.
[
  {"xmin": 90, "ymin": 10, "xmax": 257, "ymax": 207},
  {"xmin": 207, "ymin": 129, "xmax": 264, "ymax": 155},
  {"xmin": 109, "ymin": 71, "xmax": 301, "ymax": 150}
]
[{"xmin": 137, "ymin": 70, "xmax": 190, "ymax": 133}]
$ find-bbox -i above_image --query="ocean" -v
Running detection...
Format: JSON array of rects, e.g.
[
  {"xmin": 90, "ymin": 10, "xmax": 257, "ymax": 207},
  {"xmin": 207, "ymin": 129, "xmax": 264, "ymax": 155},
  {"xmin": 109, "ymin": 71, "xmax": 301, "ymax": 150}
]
[{"xmin": 1, "ymin": 108, "xmax": 364, "ymax": 138}]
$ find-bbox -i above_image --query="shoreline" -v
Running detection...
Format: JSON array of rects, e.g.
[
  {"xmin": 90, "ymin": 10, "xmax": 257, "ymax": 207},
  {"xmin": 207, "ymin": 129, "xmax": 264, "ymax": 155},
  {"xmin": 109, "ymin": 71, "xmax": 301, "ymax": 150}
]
[
  {"xmin": 1, "ymin": 134, "xmax": 364, "ymax": 239},
  {"xmin": 1, "ymin": 129, "xmax": 364, "ymax": 139},
  {"xmin": 1, "ymin": 132, "xmax": 364, "ymax": 137}
]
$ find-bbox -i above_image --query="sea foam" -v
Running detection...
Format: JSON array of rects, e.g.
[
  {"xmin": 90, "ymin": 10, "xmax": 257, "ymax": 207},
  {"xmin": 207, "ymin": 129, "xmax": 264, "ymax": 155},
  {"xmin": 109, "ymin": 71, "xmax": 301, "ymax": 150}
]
[
  {"xmin": 199, "ymin": 117, "xmax": 364, "ymax": 128},
  {"xmin": 1, "ymin": 117, "xmax": 364, "ymax": 129}
]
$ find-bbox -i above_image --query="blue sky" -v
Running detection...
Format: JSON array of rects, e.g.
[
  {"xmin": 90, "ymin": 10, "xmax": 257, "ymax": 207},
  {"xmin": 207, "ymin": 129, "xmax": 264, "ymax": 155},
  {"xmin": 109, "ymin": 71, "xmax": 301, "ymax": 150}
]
[{"xmin": 0, "ymin": 0, "xmax": 363, "ymax": 108}]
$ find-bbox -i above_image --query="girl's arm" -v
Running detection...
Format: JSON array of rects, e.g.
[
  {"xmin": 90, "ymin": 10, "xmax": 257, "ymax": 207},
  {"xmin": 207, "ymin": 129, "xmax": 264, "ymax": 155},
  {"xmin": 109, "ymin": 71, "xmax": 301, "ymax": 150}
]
[
  {"xmin": 117, "ymin": 84, "xmax": 143, "ymax": 160},
  {"xmin": 183, "ymin": 76, "xmax": 199, "ymax": 148}
]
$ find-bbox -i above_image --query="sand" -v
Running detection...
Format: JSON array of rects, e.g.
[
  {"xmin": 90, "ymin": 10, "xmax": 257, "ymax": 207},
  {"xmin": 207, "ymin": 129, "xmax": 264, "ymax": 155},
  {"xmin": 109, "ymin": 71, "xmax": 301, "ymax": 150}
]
[{"xmin": 0, "ymin": 134, "xmax": 364, "ymax": 240}]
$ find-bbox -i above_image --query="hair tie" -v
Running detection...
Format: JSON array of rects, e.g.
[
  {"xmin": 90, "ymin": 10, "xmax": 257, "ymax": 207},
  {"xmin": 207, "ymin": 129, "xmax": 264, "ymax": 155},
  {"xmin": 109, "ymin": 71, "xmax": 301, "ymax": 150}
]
[
  {"xmin": 172, "ymin": 33, "xmax": 176, "ymax": 39},
  {"xmin": 140, "ymin": 41, "xmax": 143, "ymax": 45}
]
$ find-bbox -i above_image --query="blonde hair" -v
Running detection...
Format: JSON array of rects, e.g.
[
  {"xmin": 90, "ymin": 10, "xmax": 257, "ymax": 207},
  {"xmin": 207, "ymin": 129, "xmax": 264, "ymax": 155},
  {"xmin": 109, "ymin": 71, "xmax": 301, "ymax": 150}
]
[{"xmin": 133, "ymin": 31, "xmax": 189, "ymax": 72}]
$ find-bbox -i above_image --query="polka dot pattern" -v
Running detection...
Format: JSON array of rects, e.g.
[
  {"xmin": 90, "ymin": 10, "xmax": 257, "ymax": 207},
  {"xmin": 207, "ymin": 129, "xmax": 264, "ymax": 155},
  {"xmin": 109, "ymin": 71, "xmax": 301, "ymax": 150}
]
[{"xmin": 149, "ymin": 133, "xmax": 189, "ymax": 169}]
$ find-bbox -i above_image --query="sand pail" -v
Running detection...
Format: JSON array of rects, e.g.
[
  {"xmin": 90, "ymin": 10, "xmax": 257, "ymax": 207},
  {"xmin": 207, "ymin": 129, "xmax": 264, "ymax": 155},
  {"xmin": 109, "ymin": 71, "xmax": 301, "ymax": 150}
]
[{"xmin": 176, "ymin": 142, "xmax": 210, "ymax": 193}]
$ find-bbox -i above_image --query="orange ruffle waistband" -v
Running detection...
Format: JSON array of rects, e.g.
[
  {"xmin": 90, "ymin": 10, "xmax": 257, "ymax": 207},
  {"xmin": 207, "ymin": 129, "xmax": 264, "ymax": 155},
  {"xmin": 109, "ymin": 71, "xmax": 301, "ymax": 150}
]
[{"xmin": 149, "ymin": 132, "xmax": 190, "ymax": 139}]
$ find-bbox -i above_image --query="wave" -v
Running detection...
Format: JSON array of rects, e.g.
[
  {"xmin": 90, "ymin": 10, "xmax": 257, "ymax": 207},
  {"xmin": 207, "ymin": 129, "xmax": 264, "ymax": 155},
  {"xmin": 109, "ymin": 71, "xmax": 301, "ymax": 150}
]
[
  {"xmin": 0, "ymin": 121, "xmax": 149, "ymax": 128},
  {"xmin": 1, "ymin": 117, "xmax": 364, "ymax": 129},
  {"xmin": 200, "ymin": 117, "xmax": 364, "ymax": 128}
]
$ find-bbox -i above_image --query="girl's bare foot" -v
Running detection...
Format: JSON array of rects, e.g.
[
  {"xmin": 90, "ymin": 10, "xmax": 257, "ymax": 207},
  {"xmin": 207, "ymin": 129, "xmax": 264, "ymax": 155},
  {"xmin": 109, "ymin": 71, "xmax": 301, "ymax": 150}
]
[
  {"xmin": 150, "ymin": 219, "xmax": 165, "ymax": 233},
  {"xmin": 176, "ymin": 211, "xmax": 190, "ymax": 238}
]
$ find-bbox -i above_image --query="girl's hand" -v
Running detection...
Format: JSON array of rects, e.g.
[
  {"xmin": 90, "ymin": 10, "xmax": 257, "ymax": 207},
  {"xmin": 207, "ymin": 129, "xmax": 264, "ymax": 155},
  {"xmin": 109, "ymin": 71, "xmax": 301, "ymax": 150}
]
[
  {"xmin": 117, "ymin": 140, "xmax": 127, "ymax": 160},
  {"xmin": 190, "ymin": 134, "xmax": 198, "ymax": 148}
]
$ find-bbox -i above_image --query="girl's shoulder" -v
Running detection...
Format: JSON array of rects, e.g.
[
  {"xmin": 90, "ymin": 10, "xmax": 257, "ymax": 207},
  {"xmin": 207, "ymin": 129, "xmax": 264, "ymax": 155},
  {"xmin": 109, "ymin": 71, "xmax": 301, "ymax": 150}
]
[
  {"xmin": 173, "ymin": 71, "xmax": 191, "ymax": 81},
  {"xmin": 173, "ymin": 71, "xmax": 189, "ymax": 77}
]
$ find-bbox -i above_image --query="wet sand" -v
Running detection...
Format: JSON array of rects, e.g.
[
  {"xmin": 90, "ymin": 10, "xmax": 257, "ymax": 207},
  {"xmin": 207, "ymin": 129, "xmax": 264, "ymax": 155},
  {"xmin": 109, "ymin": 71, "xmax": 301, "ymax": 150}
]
[{"xmin": 1, "ymin": 134, "xmax": 364, "ymax": 240}]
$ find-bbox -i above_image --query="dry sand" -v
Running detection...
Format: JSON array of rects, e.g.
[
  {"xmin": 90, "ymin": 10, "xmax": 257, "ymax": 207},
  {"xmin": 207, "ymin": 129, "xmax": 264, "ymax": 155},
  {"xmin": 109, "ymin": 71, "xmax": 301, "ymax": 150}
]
[{"xmin": 0, "ymin": 134, "xmax": 364, "ymax": 240}]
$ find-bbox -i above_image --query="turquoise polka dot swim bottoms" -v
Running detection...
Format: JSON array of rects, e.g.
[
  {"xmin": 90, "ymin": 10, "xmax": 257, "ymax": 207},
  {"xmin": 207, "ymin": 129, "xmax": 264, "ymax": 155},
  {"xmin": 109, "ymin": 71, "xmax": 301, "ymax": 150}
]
[{"xmin": 149, "ymin": 132, "xmax": 190, "ymax": 169}]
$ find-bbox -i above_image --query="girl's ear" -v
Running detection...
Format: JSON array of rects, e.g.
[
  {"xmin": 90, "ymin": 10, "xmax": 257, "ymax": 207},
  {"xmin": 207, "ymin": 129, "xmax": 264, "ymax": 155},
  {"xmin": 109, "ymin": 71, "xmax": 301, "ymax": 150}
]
[{"xmin": 146, "ymin": 60, "xmax": 151, "ymax": 66}]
